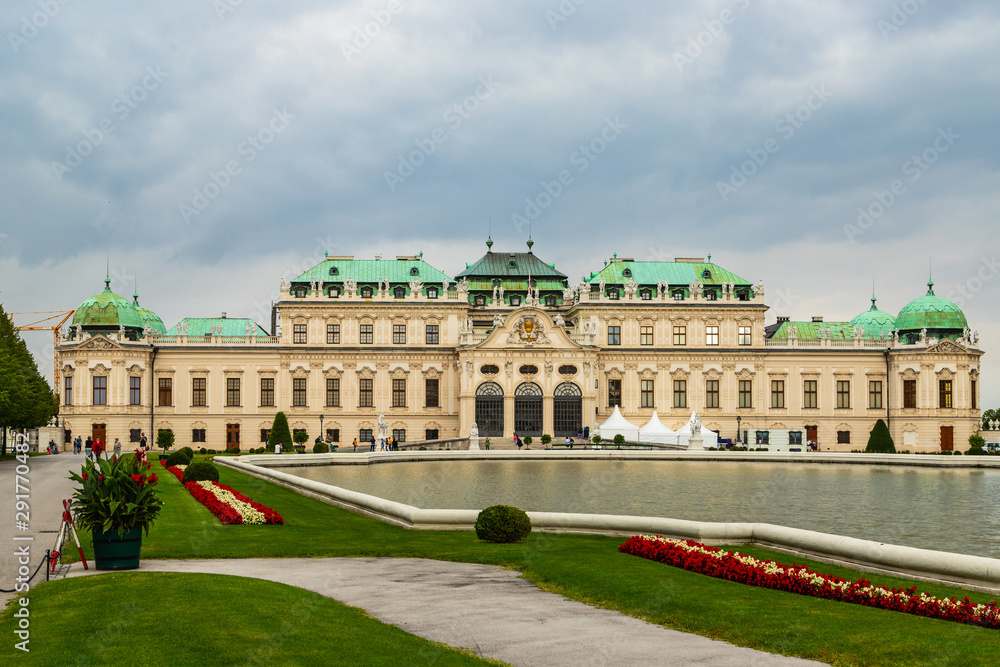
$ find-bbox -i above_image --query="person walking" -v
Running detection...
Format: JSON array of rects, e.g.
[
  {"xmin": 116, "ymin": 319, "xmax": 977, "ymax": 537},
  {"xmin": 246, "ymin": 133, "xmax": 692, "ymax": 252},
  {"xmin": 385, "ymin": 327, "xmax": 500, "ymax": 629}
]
[
  {"xmin": 370, "ymin": 436, "xmax": 376, "ymax": 452},
  {"xmin": 84, "ymin": 436, "xmax": 93, "ymax": 460},
  {"xmin": 514, "ymin": 432, "xmax": 522, "ymax": 450},
  {"xmin": 74, "ymin": 436, "xmax": 82, "ymax": 454},
  {"xmin": 93, "ymin": 438, "xmax": 104, "ymax": 460},
  {"xmin": 353, "ymin": 437, "xmax": 358, "ymax": 452},
  {"xmin": 113, "ymin": 437, "xmax": 122, "ymax": 458}
]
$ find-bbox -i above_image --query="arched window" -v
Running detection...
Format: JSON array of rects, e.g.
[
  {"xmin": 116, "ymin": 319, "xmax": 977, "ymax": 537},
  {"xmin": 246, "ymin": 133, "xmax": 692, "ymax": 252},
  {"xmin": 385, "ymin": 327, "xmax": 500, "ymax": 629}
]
[
  {"xmin": 554, "ymin": 382, "xmax": 582, "ymax": 397},
  {"xmin": 477, "ymin": 381, "xmax": 504, "ymax": 396},
  {"xmin": 515, "ymin": 382, "xmax": 543, "ymax": 397}
]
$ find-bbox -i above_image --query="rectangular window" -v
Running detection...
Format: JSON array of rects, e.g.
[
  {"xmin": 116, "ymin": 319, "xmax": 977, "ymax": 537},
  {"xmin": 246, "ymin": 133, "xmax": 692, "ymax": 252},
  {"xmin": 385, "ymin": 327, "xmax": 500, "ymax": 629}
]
[
  {"xmin": 292, "ymin": 377, "xmax": 307, "ymax": 407},
  {"xmin": 359, "ymin": 378, "xmax": 373, "ymax": 408},
  {"xmin": 192, "ymin": 377, "xmax": 206, "ymax": 407},
  {"xmin": 425, "ymin": 378, "xmax": 439, "ymax": 408},
  {"xmin": 425, "ymin": 324, "xmax": 439, "ymax": 345},
  {"xmin": 608, "ymin": 379, "xmax": 622, "ymax": 407},
  {"xmin": 129, "ymin": 429, "xmax": 141, "ymax": 443},
  {"xmin": 393, "ymin": 323, "xmax": 406, "ymax": 345},
  {"xmin": 789, "ymin": 431, "xmax": 803, "ymax": 445},
  {"xmin": 425, "ymin": 429, "xmax": 439, "ymax": 440},
  {"xmin": 607, "ymin": 325, "xmax": 621, "ymax": 346},
  {"xmin": 869, "ymin": 380, "xmax": 883, "ymax": 409},
  {"xmin": 706, "ymin": 325, "xmax": 719, "ymax": 346},
  {"xmin": 803, "ymin": 380, "xmax": 817, "ymax": 409},
  {"xmin": 837, "ymin": 380, "xmax": 851, "ymax": 409},
  {"xmin": 327, "ymin": 324, "xmax": 340, "ymax": 344},
  {"xmin": 738, "ymin": 379, "xmax": 752, "ymax": 408},
  {"xmin": 705, "ymin": 379, "xmax": 719, "ymax": 408},
  {"xmin": 359, "ymin": 428, "xmax": 373, "ymax": 442},
  {"xmin": 392, "ymin": 429, "xmax": 406, "ymax": 443},
  {"xmin": 837, "ymin": 430, "xmax": 851, "ymax": 444},
  {"xmin": 360, "ymin": 324, "xmax": 373, "ymax": 345},
  {"xmin": 738, "ymin": 325, "xmax": 752, "ymax": 346},
  {"xmin": 972, "ymin": 379, "xmax": 978, "ymax": 409},
  {"xmin": 129, "ymin": 377, "xmax": 142, "ymax": 406},
  {"xmin": 640, "ymin": 325, "xmax": 653, "ymax": 346},
  {"xmin": 903, "ymin": 379, "xmax": 917, "ymax": 409},
  {"xmin": 327, "ymin": 428, "xmax": 340, "ymax": 443},
  {"xmin": 158, "ymin": 377, "xmax": 172, "ymax": 406},
  {"xmin": 226, "ymin": 377, "xmax": 240, "ymax": 407},
  {"xmin": 640, "ymin": 379, "xmax": 655, "ymax": 408},
  {"xmin": 673, "ymin": 326, "xmax": 686, "ymax": 346},
  {"xmin": 92, "ymin": 376, "xmax": 107, "ymax": 406},
  {"xmin": 326, "ymin": 378, "xmax": 340, "ymax": 408},
  {"xmin": 260, "ymin": 377, "xmax": 274, "ymax": 407},
  {"xmin": 192, "ymin": 429, "xmax": 206, "ymax": 443},
  {"xmin": 939, "ymin": 380, "xmax": 953, "ymax": 408},
  {"xmin": 770, "ymin": 380, "xmax": 785, "ymax": 408},
  {"xmin": 673, "ymin": 380, "xmax": 687, "ymax": 409},
  {"xmin": 260, "ymin": 428, "xmax": 270, "ymax": 444},
  {"xmin": 755, "ymin": 430, "xmax": 770, "ymax": 445},
  {"xmin": 64, "ymin": 376, "xmax": 72, "ymax": 406},
  {"xmin": 392, "ymin": 378, "xmax": 406, "ymax": 408},
  {"xmin": 293, "ymin": 323, "xmax": 307, "ymax": 344}
]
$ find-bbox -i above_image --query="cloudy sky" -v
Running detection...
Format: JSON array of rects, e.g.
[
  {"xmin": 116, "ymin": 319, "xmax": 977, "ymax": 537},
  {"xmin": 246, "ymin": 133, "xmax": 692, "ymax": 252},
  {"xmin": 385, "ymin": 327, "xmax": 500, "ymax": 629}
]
[{"xmin": 2, "ymin": 0, "xmax": 998, "ymax": 406}]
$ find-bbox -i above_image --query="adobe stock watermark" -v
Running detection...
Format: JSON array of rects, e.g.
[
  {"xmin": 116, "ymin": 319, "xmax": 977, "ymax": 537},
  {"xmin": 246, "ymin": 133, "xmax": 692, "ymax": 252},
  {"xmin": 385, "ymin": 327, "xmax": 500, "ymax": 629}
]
[
  {"xmin": 716, "ymin": 84, "xmax": 832, "ymax": 201},
  {"xmin": 545, "ymin": 0, "xmax": 586, "ymax": 31},
  {"xmin": 844, "ymin": 126, "xmax": 959, "ymax": 243},
  {"xmin": 7, "ymin": 0, "xmax": 72, "ymax": 54},
  {"xmin": 878, "ymin": 0, "xmax": 929, "ymax": 39},
  {"xmin": 179, "ymin": 108, "xmax": 294, "ymax": 224},
  {"xmin": 673, "ymin": 0, "xmax": 752, "ymax": 73},
  {"xmin": 510, "ymin": 117, "xmax": 627, "ymax": 233},
  {"xmin": 51, "ymin": 65, "xmax": 168, "ymax": 180},
  {"xmin": 384, "ymin": 75, "xmax": 501, "ymax": 192},
  {"xmin": 341, "ymin": 0, "xmax": 403, "ymax": 63},
  {"xmin": 946, "ymin": 255, "xmax": 999, "ymax": 308},
  {"xmin": 213, "ymin": 0, "xmax": 244, "ymax": 22}
]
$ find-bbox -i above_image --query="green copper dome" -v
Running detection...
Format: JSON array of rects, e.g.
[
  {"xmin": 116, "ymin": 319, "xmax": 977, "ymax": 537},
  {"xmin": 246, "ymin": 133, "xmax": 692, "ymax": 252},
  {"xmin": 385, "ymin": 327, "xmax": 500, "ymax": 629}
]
[
  {"xmin": 71, "ymin": 278, "xmax": 144, "ymax": 333},
  {"xmin": 850, "ymin": 296, "xmax": 896, "ymax": 338},
  {"xmin": 132, "ymin": 292, "xmax": 167, "ymax": 335},
  {"xmin": 895, "ymin": 280, "xmax": 967, "ymax": 333}
]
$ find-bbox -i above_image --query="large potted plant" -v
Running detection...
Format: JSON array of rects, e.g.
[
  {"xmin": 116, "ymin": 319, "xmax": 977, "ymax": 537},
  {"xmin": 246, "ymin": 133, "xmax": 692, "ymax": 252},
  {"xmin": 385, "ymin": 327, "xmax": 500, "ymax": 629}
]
[{"xmin": 69, "ymin": 449, "xmax": 163, "ymax": 570}]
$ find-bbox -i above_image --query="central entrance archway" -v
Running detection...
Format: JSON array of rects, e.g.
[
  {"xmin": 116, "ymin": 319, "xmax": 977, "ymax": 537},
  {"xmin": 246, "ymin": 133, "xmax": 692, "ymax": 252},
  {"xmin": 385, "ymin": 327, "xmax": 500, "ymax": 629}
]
[
  {"xmin": 475, "ymin": 382, "xmax": 504, "ymax": 437},
  {"xmin": 553, "ymin": 382, "xmax": 582, "ymax": 437},
  {"xmin": 514, "ymin": 382, "xmax": 543, "ymax": 437}
]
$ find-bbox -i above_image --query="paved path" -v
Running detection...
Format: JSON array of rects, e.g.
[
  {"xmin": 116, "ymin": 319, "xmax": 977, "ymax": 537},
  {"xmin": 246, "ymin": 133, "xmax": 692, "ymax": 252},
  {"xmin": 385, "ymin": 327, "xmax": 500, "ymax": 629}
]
[
  {"xmin": 0, "ymin": 452, "xmax": 82, "ymax": 609},
  {"xmin": 67, "ymin": 557, "xmax": 825, "ymax": 666}
]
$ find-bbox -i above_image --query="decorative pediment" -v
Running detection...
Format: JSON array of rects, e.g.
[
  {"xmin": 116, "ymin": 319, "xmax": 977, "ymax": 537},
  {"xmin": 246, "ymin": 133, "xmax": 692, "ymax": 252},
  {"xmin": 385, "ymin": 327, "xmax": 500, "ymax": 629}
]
[
  {"xmin": 505, "ymin": 313, "xmax": 552, "ymax": 347},
  {"xmin": 424, "ymin": 421, "xmax": 442, "ymax": 431},
  {"xmin": 900, "ymin": 368, "xmax": 919, "ymax": 379},
  {"xmin": 126, "ymin": 363, "xmax": 143, "ymax": 375},
  {"xmin": 902, "ymin": 422, "xmax": 918, "ymax": 432},
  {"xmin": 192, "ymin": 421, "xmax": 208, "ymax": 430},
  {"xmin": 91, "ymin": 364, "xmax": 110, "ymax": 375},
  {"xmin": 836, "ymin": 423, "xmax": 851, "ymax": 432},
  {"xmin": 935, "ymin": 367, "xmax": 955, "ymax": 380},
  {"xmin": 323, "ymin": 366, "xmax": 343, "ymax": 378},
  {"xmin": 737, "ymin": 368, "xmax": 754, "ymax": 380},
  {"xmin": 702, "ymin": 368, "xmax": 720, "ymax": 379},
  {"xmin": 769, "ymin": 423, "xmax": 787, "ymax": 429},
  {"xmin": 607, "ymin": 367, "xmax": 623, "ymax": 380},
  {"xmin": 291, "ymin": 366, "xmax": 310, "ymax": 379},
  {"xmin": 669, "ymin": 367, "xmax": 687, "ymax": 379},
  {"xmin": 640, "ymin": 367, "xmax": 657, "ymax": 380},
  {"xmin": 390, "ymin": 366, "xmax": 409, "ymax": 379},
  {"xmin": 78, "ymin": 335, "xmax": 121, "ymax": 351},
  {"xmin": 62, "ymin": 364, "xmax": 74, "ymax": 374},
  {"xmin": 422, "ymin": 366, "xmax": 442, "ymax": 379},
  {"xmin": 357, "ymin": 366, "xmax": 375, "ymax": 380},
  {"xmin": 925, "ymin": 339, "xmax": 966, "ymax": 355}
]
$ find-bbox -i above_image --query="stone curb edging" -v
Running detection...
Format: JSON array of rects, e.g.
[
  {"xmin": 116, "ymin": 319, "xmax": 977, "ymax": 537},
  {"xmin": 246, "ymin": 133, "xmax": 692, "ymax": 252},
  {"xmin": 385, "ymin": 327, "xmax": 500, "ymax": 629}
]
[{"xmin": 215, "ymin": 456, "xmax": 1000, "ymax": 594}]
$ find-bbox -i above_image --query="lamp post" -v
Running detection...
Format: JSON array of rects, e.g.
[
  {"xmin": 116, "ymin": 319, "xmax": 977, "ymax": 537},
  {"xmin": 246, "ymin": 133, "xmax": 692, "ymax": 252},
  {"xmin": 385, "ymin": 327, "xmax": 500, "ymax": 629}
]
[
  {"xmin": 736, "ymin": 415, "xmax": 741, "ymax": 445},
  {"xmin": 319, "ymin": 414, "xmax": 325, "ymax": 445}
]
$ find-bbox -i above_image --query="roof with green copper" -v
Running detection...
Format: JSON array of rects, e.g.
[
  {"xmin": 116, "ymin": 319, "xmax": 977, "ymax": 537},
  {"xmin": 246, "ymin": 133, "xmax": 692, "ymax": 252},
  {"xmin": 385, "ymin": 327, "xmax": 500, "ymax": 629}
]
[
  {"xmin": 768, "ymin": 321, "xmax": 856, "ymax": 340},
  {"xmin": 849, "ymin": 298, "xmax": 896, "ymax": 339},
  {"xmin": 587, "ymin": 259, "xmax": 751, "ymax": 286},
  {"xmin": 72, "ymin": 279, "xmax": 144, "ymax": 330},
  {"xmin": 291, "ymin": 256, "xmax": 452, "ymax": 284},
  {"xmin": 896, "ymin": 282, "xmax": 967, "ymax": 332},
  {"xmin": 455, "ymin": 244, "xmax": 568, "ymax": 281},
  {"xmin": 130, "ymin": 293, "xmax": 167, "ymax": 335},
  {"xmin": 166, "ymin": 318, "xmax": 269, "ymax": 337}
]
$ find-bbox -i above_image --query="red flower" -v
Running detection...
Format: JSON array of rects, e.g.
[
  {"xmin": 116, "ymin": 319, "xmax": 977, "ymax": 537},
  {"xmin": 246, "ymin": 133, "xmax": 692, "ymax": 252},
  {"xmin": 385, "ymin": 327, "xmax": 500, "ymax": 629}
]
[{"xmin": 81, "ymin": 472, "xmax": 88, "ymax": 481}]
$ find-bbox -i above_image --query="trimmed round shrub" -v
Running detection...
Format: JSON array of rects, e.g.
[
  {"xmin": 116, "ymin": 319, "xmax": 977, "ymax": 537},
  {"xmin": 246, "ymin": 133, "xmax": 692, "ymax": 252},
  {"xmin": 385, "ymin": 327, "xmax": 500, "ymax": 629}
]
[
  {"xmin": 165, "ymin": 451, "xmax": 191, "ymax": 467},
  {"xmin": 225, "ymin": 446, "xmax": 240, "ymax": 454},
  {"xmin": 613, "ymin": 434, "xmax": 625, "ymax": 445},
  {"xmin": 179, "ymin": 446, "xmax": 195, "ymax": 460},
  {"xmin": 199, "ymin": 447, "xmax": 207, "ymax": 455},
  {"xmin": 475, "ymin": 505, "xmax": 532, "ymax": 544},
  {"xmin": 313, "ymin": 442, "xmax": 329, "ymax": 453},
  {"xmin": 181, "ymin": 460, "xmax": 220, "ymax": 484}
]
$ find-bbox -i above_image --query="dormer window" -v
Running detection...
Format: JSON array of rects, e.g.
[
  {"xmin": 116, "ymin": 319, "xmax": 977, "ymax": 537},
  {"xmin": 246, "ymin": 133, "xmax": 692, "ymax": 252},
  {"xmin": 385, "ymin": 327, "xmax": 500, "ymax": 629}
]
[
  {"xmin": 705, "ymin": 290, "xmax": 717, "ymax": 301},
  {"xmin": 394, "ymin": 286, "xmax": 406, "ymax": 299},
  {"xmin": 328, "ymin": 287, "xmax": 339, "ymax": 298},
  {"xmin": 474, "ymin": 294, "xmax": 485, "ymax": 306},
  {"xmin": 640, "ymin": 289, "xmax": 651, "ymax": 300},
  {"xmin": 608, "ymin": 289, "xmax": 619, "ymax": 300},
  {"xmin": 361, "ymin": 286, "xmax": 373, "ymax": 298},
  {"xmin": 509, "ymin": 295, "xmax": 521, "ymax": 307},
  {"xmin": 622, "ymin": 268, "xmax": 632, "ymax": 277},
  {"xmin": 737, "ymin": 290, "xmax": 749, "ymax": 301},
  {"xmin": 673, "ymin": 290, "xmax": 685, "ymax": 300},
  {"xmin": 410, "ymin": 267, "xmax": 419, "ymax": 275},
  {"xmin": 294, "ymin": 287, "xmax": 306, "ymax": 298},
  {"xmin": 427, "ymin": 287, "xmax": 438, "ymax": 299},
  {"xmin": 507, "ymin": 259, "xmax": 517, "ymax": 269},
  {"xmin": 329, "ymin": 267, "xmax": 339, "ymax": 276},
  {"xmin": 702, "ymin": 269, "xmax": 711, "ymax": 280},
  {"xmin": 545, "ymin": 295, "xmax": 556, "ymax": 307}
]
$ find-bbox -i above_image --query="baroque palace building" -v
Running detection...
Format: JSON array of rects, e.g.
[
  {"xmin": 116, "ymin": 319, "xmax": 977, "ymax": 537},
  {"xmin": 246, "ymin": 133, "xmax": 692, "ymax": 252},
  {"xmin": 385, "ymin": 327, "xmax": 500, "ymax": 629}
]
[{"xmin": 56, "ymin": 240, "xmax": 983, "ymax": 452}]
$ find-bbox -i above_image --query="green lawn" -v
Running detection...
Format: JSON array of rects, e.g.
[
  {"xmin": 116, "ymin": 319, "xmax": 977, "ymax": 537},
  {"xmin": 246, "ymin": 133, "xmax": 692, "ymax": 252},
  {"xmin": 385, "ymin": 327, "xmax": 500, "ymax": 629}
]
[
  {"xmin": 0, "ymin": 572, "xmax": 501, "ymax": 666},
  {"xmin": 9, "ymin": 455, "xmax": 1000, "ymax": 666}
]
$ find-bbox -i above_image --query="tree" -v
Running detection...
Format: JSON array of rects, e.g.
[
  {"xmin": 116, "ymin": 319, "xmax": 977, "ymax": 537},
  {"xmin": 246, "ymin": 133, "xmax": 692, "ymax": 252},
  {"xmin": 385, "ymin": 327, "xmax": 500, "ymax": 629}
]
[
  {"xmin": 268, "ymin": 412, "xmax": 292, "ymax": 452},
  {"xmin": 156, "ymin": 429, "xmax": 174, "ymax": 452},
  {"xmin": 540, "ymin": 434, "xmax": 551, "ymax": 447},
  {"xmin": 522, "ymin": 436, "xmax": 532, "ymax": 448},
  {"xmin": 613, "ymin": 433, "xmax": 625, "ymax": 445},
  {"xmin": 592, "ymin": 434, "xmax": 602, "ymax": 445},
  {"xmin": 982, "ymin": 408, "xmax": 1000, "ymax": 431},
  {"xmin": 865, "ymin": 419, "xmax": 895, "ymax": 453},
  {"xmin": 968, "ymin": 433, "xmax": 987, "ymax": 456},
  {"xmin": 0, "ymin": 303, "xmax": 58, "ymax": 454}
]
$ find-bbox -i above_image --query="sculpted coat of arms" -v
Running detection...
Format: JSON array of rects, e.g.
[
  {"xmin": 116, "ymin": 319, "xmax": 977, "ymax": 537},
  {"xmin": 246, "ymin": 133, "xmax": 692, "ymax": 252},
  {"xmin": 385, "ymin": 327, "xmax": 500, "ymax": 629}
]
[{"xmin": 506, "ymin": 314, "xmax": 550, "ymax": 347}]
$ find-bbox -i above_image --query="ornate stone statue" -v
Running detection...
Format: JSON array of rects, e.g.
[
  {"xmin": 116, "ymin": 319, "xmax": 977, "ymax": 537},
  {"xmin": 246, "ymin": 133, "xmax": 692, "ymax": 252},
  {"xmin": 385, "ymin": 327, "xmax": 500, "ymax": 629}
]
[
  {"xmin": 470, "ymin": 422, "xmax": 479, "ymax": 438},
  {"xmin": 753, "ymin": 280, "xmax": 765, "ymax": 297},
  {"xmin": 498, "ymin": 284, "xmax": 504, "ymax": 301},
  {"xmin": 493, "ymin": 313, "xmax": 505, "ymax": 328},
  {"xmin": 920, "ymin": 327, "xmax": 928, "ymax": 343},
  {"xmin": 142, "ymin": 323, "xmax": 153, "ymax": 338},
  {"xmin": 492, "ymin": 285, "xmax": 499, "ymax": 303},
  {"xmin": 624, "ymin": 278, "xmax": 638, "ymax": 296},
  {"xmin": 456, "ymin": 278, "xmax": 469, "ymax": 294},
  {"xmin": 280, "ymin": 277, "xmax": 291, "ymax": 293},
  {"xmin": 442, "ymin": 278, "xmax": 450, "ymax": 294},
  {"xmin": 690, "ymin": 412, "xmax": 701, "ymax": 436},
  {"xmin": 118, "ymin": 324, "xmax": 125, "ymax": 337},
  {"xmin": 409, "ymin": 279, "xmax": 423, "ymax": 295},
  {"xmin": 467, "ymin": 316, "xmax": 474, "ymax": 333},
  {"xmin": 75, "ymin": 324, "xmax": 83, "ymax": 340},
  {"xmin": 598, "ymin": 278, "xmax": 606, "ymax": 295},
  {"xmin": 377, "ymin": 414, "xmax": 389, "ymax": 440},
  {"xmin": 245, "ymin": 321, "xmax": 253, "ymax": 336},
  {"xmin": 562, "ymin": 286, "xmax": 574, "ymax": 304},
  {"xmin": 553, "ymin": 314, "xmax": 565, "ymax": 327},
  {"xmin": 544, "ymin": 361, "xmax": 553, "ymax": 377},
  {"xmin": 344, "ymin": 278, "xmax": 357, "ymax": 296}
]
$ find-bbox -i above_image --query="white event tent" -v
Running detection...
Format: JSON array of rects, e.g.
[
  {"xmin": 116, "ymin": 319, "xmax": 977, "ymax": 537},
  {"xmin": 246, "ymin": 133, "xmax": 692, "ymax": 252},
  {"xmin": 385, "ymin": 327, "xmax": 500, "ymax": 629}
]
[
  {"xmin": 596, "ymin": 406, "xmax": 640, "ymax": 441},
  {"xmin": 638, "ymin": 412, "xmax": 679, "ymax": 445}
]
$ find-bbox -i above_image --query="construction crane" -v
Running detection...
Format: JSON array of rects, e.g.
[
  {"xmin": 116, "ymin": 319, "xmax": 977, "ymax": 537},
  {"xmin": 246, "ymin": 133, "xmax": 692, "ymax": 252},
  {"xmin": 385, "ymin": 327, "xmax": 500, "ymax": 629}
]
[{"xmin": 10, "ymin": 310, "xmax": 75, "ymax": 395}]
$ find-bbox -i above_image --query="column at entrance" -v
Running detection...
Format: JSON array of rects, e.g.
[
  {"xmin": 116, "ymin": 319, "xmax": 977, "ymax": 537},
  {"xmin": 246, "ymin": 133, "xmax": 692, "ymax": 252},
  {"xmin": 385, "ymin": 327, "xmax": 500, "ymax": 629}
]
[{"xmin": 542, "ymin": 395, "xmax": 554, "ymax": 436}]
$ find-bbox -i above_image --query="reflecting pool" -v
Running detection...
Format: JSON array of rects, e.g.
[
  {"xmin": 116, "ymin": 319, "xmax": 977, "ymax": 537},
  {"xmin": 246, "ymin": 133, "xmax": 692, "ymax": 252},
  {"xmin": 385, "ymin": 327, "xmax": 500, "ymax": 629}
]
[{"xmin": 287, "ymin": 460, "xmax": 1000, "ymax": 558}]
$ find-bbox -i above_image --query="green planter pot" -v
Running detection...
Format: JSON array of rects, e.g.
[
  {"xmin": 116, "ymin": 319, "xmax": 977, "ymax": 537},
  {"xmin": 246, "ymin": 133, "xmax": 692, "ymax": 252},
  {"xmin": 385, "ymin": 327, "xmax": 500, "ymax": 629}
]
[{"xmin": 92, "ymin": 527, "xmax": 143, "ymax": 570}]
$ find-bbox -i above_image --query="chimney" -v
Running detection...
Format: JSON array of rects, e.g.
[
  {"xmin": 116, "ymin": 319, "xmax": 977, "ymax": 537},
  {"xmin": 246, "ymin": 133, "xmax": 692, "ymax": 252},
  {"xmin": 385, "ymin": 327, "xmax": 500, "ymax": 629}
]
[
  {"xmin": 811, "ymin": 316, "xmax": 824, "ymax": 323},
  {"xmin": 221, "ymin": 312, "xmax": 227, "ymax": 319},
  {"xmin": 776, "ymin": 316, "xmax": 790, "ymax": 323}
]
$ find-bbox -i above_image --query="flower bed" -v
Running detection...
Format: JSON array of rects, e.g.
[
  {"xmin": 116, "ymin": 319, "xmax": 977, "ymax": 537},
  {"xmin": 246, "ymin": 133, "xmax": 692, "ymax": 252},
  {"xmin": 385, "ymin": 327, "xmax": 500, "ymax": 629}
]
[
  {"xmin": 160, "ymin": 461, "xmax": 282, "ymax": 525},
  {"xmin": 619, "ymin": 535, "xmax": 1000, "ymax": 629}
]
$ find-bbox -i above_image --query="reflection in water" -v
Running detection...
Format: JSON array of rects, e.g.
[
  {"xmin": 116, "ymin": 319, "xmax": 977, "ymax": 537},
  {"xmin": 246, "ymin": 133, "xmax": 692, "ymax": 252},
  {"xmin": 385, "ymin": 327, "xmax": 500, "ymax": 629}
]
[{"xmin": 289, "ymin": 460, "xmax": 1000, "ymax": 558}]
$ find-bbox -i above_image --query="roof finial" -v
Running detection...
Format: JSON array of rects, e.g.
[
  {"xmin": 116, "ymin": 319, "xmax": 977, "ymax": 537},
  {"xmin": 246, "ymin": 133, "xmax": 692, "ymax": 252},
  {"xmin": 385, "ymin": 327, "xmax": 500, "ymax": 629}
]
[
  {"xmin": 526, "ymin": 220, "xmax": 533, "ymax": 253},
  {"xmin": 708, "ymin": 252, "xmax": 712, "ymax": 263},
  {"xmin": 104, "ymin": 256, "xmax": 111, "ymax": 291},
  {"xmin": 870, "ymin": 277, "xmax": 877, "ymax": 310},
  {"xmin": 486, "ymin": 216, "xmax": 493, "ymax": 252},
  {"xmin": 133, "ymin": 276, "xmax": 139, "ymax": 304},
  {"xmin": 927, "ymin": 259, "xmax": 934, "ymax": 295}
]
